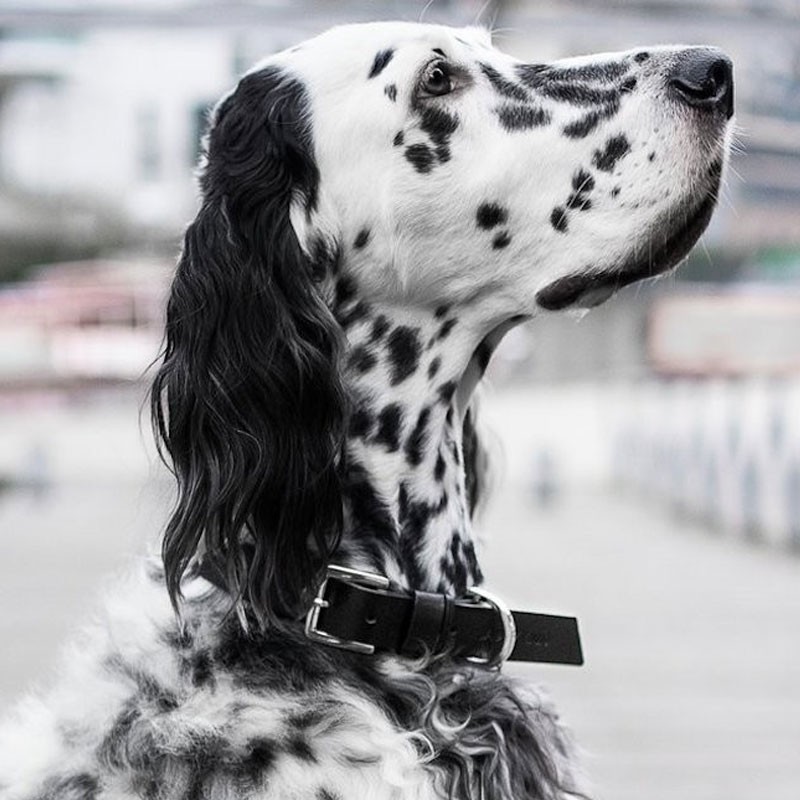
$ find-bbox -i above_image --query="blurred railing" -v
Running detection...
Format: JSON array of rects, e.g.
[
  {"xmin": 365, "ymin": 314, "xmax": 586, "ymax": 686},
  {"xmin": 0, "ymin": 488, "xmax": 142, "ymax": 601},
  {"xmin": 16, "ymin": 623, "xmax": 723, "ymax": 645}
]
[{"xmin": 612, "ymin": 377, "xmax": 800, "ymax": 552}]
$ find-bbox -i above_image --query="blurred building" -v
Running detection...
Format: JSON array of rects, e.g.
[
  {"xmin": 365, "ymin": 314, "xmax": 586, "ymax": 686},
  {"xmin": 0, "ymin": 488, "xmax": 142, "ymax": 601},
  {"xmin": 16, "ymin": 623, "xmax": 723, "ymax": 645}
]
[
  {"xmin": 0, "ymin": 258, "xmax": 168, "ymax": 390},
  {"xmin": 0, "ymin": 0, "xmax": 796, "ymax": 247}
]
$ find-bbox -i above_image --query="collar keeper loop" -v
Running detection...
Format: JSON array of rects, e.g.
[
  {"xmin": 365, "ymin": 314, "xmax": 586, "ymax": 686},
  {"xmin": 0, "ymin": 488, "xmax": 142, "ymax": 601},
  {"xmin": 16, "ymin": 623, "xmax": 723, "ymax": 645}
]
[{"xmin": 400, "ymin": 590, "xmax": 455, "ymax": 657}]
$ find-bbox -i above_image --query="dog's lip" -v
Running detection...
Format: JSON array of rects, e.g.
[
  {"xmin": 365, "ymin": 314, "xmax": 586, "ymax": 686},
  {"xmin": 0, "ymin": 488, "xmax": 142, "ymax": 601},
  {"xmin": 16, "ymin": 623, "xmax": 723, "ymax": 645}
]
[{"xmin": 535, "ymin": 187, "xmax": 719, "ymax": 311}]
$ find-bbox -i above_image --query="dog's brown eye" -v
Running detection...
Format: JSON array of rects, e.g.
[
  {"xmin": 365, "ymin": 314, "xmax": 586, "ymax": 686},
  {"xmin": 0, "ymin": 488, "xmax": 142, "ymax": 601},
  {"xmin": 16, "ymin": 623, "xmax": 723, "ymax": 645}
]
[{"xmin": 421, "ymin": 62, "xmax": 453, "ymax": 96}]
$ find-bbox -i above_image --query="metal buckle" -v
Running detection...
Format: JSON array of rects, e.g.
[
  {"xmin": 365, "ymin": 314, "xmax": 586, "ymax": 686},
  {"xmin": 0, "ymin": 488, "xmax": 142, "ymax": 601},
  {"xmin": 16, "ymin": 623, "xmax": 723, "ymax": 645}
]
[
  {"xmin": 462, "ymin": 586, "xmax": 517, "ymax": 668},
  {"xmin": 304, "ymin": 564, "xmax": 390, "ymax": 655}
]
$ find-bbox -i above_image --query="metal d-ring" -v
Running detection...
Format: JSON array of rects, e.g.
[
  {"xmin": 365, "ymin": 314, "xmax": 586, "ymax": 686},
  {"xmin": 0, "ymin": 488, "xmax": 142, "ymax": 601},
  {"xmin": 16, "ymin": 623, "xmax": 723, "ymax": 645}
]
[{"xmin": 463, "ymin": 586, "xmax": 517, "ymax": 668}]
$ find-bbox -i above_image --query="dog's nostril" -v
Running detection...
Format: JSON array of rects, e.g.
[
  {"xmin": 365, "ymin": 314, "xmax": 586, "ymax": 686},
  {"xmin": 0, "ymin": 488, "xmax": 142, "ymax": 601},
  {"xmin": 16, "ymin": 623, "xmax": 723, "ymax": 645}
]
[{"xmin": 669, "ymin": 48, "xmax": 734, "ymax": 119}]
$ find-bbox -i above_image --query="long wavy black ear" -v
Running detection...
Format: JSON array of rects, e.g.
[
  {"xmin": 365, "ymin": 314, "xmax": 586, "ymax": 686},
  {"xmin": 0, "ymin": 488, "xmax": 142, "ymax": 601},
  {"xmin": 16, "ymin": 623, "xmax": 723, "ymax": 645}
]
[{"xmin": 151, "ymin": 66, "xmax": 346, "ymax": 628}]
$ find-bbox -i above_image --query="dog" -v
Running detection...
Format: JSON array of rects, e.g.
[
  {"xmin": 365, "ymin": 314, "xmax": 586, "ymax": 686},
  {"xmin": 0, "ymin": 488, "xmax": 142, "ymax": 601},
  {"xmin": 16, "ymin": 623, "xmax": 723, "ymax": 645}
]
[{"xmin": 0, "ymin": 21, "xmax": 733, "ymax": 800}]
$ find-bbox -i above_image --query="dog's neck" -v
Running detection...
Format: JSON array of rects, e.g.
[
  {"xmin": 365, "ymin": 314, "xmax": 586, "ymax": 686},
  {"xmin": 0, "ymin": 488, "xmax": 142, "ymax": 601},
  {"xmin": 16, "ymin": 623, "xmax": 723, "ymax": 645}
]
[{"xmin": 331, "ymin": 275, "xmax": 511, "ymax": 595}]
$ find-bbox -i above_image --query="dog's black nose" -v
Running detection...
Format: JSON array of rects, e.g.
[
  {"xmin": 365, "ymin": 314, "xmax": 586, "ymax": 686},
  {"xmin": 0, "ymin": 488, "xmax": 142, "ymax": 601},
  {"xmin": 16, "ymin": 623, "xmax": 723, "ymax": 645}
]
[{"xmin": 669, "ymin": 48, "xmax": 734, "ymax": 119}]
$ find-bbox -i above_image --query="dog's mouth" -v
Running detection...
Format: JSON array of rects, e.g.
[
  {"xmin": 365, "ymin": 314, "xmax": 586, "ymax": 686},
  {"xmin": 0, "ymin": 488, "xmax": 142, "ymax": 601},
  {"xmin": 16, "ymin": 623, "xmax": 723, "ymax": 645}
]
[{"xmin": 535, "ymin": 183, "xmax": 720, "ymax": 312}]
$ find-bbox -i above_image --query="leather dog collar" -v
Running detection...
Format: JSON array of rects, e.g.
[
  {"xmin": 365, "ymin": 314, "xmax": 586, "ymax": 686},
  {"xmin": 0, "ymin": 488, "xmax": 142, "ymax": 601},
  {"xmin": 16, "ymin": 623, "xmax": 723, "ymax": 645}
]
[
  {"xmin": 199, "ymin": 561, "xmax": 583, "ymax": 667},
  {"xmin": 305, "ymin": 565, "xmax": 583, "ymax": 667}
]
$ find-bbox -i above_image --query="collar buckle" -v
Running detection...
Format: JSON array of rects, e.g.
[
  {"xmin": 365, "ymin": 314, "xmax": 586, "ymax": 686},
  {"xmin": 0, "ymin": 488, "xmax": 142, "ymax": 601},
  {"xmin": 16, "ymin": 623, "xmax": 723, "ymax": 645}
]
[{"xmin": 304, "ymin": 564, "xmax": 390, "ymax": 654}]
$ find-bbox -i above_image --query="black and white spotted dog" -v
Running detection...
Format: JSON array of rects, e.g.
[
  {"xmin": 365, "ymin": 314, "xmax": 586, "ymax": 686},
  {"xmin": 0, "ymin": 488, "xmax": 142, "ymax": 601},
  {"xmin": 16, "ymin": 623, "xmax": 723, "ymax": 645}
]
[{"xmin": 0, "ymin": 22, "xmax": 733, "ymax": 800}]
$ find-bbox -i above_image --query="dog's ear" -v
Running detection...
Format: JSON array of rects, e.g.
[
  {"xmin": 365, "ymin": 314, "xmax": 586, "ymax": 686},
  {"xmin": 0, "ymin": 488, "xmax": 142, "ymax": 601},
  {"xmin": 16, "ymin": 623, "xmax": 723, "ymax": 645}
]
[{"xmin": 151, "ymin": 66, "xmax": 347, "ymax": 628}]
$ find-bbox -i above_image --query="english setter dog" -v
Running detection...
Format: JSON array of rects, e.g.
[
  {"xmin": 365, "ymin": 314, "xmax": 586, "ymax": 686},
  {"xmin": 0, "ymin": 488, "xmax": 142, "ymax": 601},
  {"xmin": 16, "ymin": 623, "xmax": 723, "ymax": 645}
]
[{"xmin": 0, "ymin": 21, "xmax": 733, "ymax": 800}]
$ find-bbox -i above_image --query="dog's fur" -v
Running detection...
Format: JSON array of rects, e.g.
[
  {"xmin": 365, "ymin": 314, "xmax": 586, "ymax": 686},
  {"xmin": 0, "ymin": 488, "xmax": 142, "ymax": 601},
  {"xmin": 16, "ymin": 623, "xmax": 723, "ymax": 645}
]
[{"xmin": 0, "ymin": 22, "xmax": 732, "ymax": 800}]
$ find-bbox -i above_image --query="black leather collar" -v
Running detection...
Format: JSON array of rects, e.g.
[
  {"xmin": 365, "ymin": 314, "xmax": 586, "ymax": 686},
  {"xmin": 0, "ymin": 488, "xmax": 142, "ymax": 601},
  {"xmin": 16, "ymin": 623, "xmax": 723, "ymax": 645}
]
[{"xmin": 198, "ymin": 560, "xmax": 583, "ymax": 667}]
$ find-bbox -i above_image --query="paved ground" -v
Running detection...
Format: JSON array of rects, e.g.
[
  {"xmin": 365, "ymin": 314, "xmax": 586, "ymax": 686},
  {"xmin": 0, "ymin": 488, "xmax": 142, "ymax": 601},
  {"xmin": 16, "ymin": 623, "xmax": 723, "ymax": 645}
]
[
  {"xmin": 1, "ymin": 475, "xmax": 798, "ymax": 799},
  {"xmin": 480, "ymin": 485, "xmax": 800, "ymax": 800}
]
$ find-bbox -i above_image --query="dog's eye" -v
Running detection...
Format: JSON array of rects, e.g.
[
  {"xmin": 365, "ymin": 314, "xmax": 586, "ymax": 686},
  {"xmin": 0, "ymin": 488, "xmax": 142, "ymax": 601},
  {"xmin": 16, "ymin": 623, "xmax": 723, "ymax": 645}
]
[{"xmin": 420, "ymin": 61, "xmax": 453, "ymax": 97}]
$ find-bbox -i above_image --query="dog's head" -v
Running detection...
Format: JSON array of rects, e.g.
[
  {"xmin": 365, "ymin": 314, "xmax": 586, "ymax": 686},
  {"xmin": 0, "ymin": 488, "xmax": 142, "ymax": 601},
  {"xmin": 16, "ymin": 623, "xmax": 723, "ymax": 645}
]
[
  {"xmin": 152, "ymin": 22, "xmax": 733, "ymax": 625},
  {"xmin": 287, "ymin": 22, "xmax": 732, "ymax": 312}
]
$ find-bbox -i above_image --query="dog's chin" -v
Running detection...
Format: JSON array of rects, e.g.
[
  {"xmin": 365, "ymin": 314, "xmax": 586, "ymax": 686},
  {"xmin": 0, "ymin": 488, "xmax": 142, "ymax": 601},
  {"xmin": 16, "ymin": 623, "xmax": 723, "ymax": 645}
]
[{"xmin": 535, "ymin": 188, "xmax": 719, "ymax": 312}]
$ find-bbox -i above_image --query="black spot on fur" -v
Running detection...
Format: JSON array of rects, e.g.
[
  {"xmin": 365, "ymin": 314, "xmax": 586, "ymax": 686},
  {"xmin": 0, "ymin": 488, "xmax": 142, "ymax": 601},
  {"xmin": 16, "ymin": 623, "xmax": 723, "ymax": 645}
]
[
  {"xmin": 393, "ymin": 130, "xmax": 404, "ymax": 147},
  {"xmin": 562, "ymin": 98, "xmax": 619, "ymax": 139},
  {"xmin": 434, "ymin": 452, "xmax": 446, "ymax": 481},
  {"xmin": 611, "ymin": 185, "xmax": 621, "ymax": 198},
  {"xmin": 445, "ymin": 533, "xmax": 469, "ymax": 594},
  {"xmin": 375, "ymin": 404, "xmax": 403, "ymax": 451},
  {"xmin": 593, "ymin": 134, "xmax": 631, "ymax": 172},
  {"xmin": 288, "ymin": 708, "xmax": 328, "ymax": 730},
  {"xmin": 543, "ymin": 82, "xmax": 621, "ymax": 107},
  {"xmin": 384, "ymin": 83, "xmax": 397, "ymax": 102},
  {"xmin": 354, "ymin": 228, "xmax": 370, "ymax": 249},
  {"xmin": 387, "ymin": 326, "xmax": 421, "ymax": 385},
  {"xmin": 496, "ymin": 104, "xmax": 551, "ymax": 131},
  {"xmin": 307, "ymin": 235, "xmax": 337, "ymax": 278},
  {"xmin": 287, "ymin": 734, "xmax": 317, "ymax": 762},
  {"xmin": 350, "ymin": 405, "xmax": 374, "ymax": 439},
  {"xmin": 462, "ymin": 538, "xmax": 483, "ymax": 585},
  {"xmin": 420, "ymin": 107, "xmax": 459, "ymax": 140},
  {"xmin": 398, "ymin": 484, "xmax": 449, "ymax": 587},
  {"xmin": 438, "ymin": 381, "xmax": 457, "ymax": 404},
  {"xmin": 420, "ymin": 107, "xmax": 459, "ymax": 163},
  {"xmin": 405, "ymin": 143, "xmax": 435, "ymax": 173},
  {"xmin": 427, "ymin": 356, "xmax": 441, "ymax": 379},
  {"xmin": 405, "ymin": 407, "xmax": 431, "ymax": 467},
  {"xmin": 432, "ymin": 48, "xmax": 446, "ymax": 57},
  {"xmin": 563, "ymin": 111, "xmax": 602, "ymax": 139},
  {"xmin": 620, "ymin": 76, "xmax": 637, "ymax": 93},
  {"xmin": 163, "ymin": 625, "xmax": 193, "ymax": 651},
  {"xmin": 476, "ymin": 202, "xmax": 508, "ymax": 229},
  {"xmin": 369, "ymin": 49, "xmax": 394, "ymax": 79},
  {"xmin": 338, "ymin": 300, "xmax": 370, "ymax": 330},
  {"xmin": 335, "ymin": 276, "xmax": 357, "ymax": 307},
  {"xmin": 566, "ymin": 170, "xmax": 594, "ymax": 212},
  {"xmin": 344, "ymin": 462, "xmax": 397, "ymax": 569},
  {"xmin": 572, "ymin": 169, "xmax": 595, "ymax": 194},
  {"xmin": 397, "ymin": 484, "xmax": 425, "ymax": 587},
  {"xmin": 515, "ymin": 64, "xmax": 625, "ymax": 104},
  {"xmin": 349, "ymin": 345, "xmax": 378, "ymax": 374},
  {"xmin": 550, "ymin": 206, "xmax": 568, "ymax": 232},
  {"xmin": 434, "ymin": 144, "xmax": 451, "ymax": 163},
  {"xmin": 541, "ymin": 61, "xmax": 629, "ymax": 84},
  {"xmin": 479, "ymin": 62, "xmax": 528, "ymax": 101},
  {"xmin": 648, "ymin": 151, "xmax": 656, "ymax": 162},
  {"xmin": 242, "ymin": 738, "xmax": 278, "ymax": 783},
  {"xmin": 634, "ymin": 51, "xmax": 650, "ymax": 63},
  {"xmin": 189, "ymin": 651, "xmax": 214, "ymax": 688},
  {"xmin": 437, "ymin": 318, "xmax": 457, "ymax": 340},
  {"xmin": 434, "ymin": 304, "xmax": 450, "ymax": 318},
  {"xmin": 514, "ymin": 63, "xmax": 548, "ymax": 89},
  {"xmin": 370, "ymin": 315, "xmax": 390, "ymax": 343},
  {"xmin": 566, "ymin": 193, "xmax": 591, "ymax": 212},
  {"xmin": 493, "ymin": 230, "xmax": 511, "ymax": 249}
]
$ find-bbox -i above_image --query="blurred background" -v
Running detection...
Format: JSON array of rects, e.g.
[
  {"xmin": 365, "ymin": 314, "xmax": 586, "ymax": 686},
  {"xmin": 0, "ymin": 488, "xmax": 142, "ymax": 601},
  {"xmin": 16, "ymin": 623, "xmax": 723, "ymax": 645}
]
[{"xmin": 0, "ymin": 1, "xmax": 798, "ymax": 798}]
